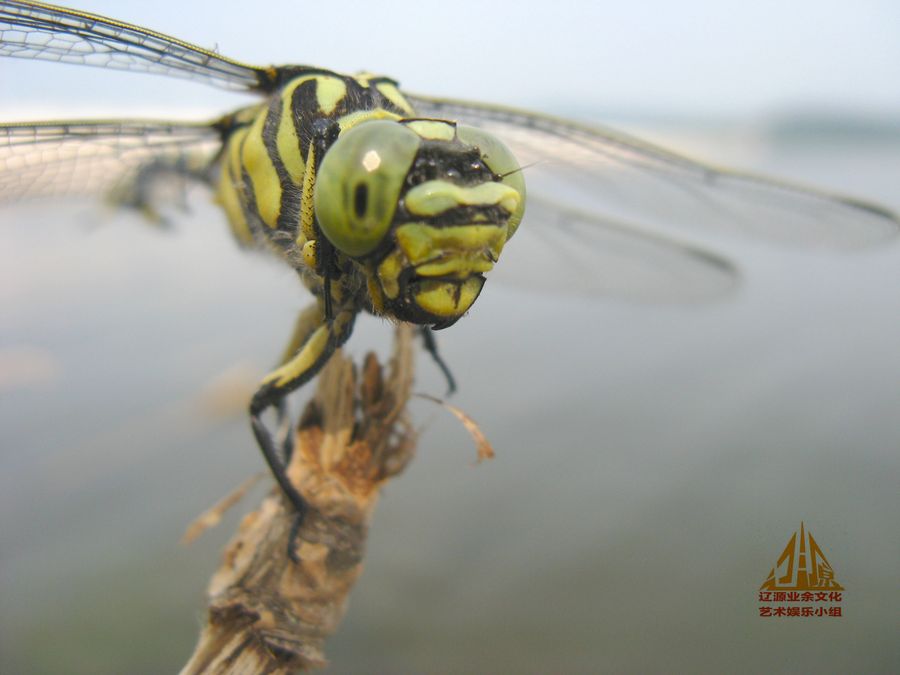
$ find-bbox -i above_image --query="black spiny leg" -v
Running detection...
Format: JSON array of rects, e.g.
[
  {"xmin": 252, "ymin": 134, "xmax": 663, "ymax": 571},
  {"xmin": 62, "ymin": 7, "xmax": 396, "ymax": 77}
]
[
  {"xmin": 420, "ymin": 326, "xmax": 457, "ymax": 395},
  {"xmin": 249, "ymin": 306, "xmax": 357, "ymax": 553}
]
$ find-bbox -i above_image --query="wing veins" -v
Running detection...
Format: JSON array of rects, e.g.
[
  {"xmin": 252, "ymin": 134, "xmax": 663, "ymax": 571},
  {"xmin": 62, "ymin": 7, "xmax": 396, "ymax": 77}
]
[
  {"xmin": 409, "ymin": 94, "xmax": 900, "ymax": 248},
  {"xmin": 0, "ymin": 0, "xmax": 270, "ymax": 91}
]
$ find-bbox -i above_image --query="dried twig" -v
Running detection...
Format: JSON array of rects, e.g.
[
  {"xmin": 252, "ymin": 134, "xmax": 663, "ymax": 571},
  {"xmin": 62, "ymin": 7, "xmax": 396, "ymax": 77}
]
[
  {"xmin": 181, "ymin": 324, "xmax": 416, "ymax": 674},
  {"xmin": 416, "ymin": 392, "xmax": 495, "ymax": 462}
]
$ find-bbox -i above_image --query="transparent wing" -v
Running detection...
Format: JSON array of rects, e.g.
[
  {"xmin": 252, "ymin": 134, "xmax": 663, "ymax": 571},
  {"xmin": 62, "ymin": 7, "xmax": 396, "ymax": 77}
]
[
  {"xmin": 495, "ymin": 195, "xmax": 738, "ymax": 303},
  {"xmin": 0, "ymin": 120, "xmax": 222, "ymax": 208},
  {"xmin": 407, "ymin": 94, "xmax": 900, "ymax": 249},
  {"xmin": 0, "ymin": 0, "xmax": 271, "ymax": 91}
]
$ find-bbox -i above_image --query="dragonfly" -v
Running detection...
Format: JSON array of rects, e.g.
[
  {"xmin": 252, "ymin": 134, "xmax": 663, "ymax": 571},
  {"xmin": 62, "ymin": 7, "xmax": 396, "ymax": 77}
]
[{"xmin": 2, "ymin": 1, "xmax": 897, "ymax": 531}]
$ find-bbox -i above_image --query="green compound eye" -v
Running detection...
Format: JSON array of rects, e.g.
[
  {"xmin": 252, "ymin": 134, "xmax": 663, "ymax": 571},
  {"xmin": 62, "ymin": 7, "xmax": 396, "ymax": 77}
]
[
  {"xmin": 456, "ymin": 125, "xmax": 526, "ymax": 238},
  {"xmin": 314, "ymin": 120, "xmax": 421, "ymax": 257}
]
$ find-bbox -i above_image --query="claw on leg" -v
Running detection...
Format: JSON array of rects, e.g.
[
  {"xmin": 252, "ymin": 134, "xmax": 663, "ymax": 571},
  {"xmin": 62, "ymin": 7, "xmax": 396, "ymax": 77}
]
[{"xmin": 249, "ymin": 305, "xmax": 356, "ymax": 539}]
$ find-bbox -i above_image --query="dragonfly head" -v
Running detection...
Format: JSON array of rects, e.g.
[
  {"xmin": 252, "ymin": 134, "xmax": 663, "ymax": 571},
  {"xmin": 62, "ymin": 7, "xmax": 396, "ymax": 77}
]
[{"xmin": 314, "ymin": 118, "xmax": 525, "ymax": 328}]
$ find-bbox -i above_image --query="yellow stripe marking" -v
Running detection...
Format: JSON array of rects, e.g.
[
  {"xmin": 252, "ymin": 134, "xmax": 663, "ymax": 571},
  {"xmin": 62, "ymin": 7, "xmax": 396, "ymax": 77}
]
[
  {"xmin": 276, "ymin": 85, "xmax": 306, "ymax": 185},
  {"xmin": 338, "ymin": 108, "xmax": 403, "ymax": 132},
  {"xmin": 376, "ymin": 250, "xmax": 404, "ymax": 299},
  {"xmin": 217, "ymin": 126, "xmax": 253, "ymax": 244},
  {"xmin": 416, "ymin": 257, "xmax": 494, "ymax": 277},
  {"xmin": 414, "ymin": 278, "xmax": 483, "ymax": 317},
  {"xmin": 376, "ymin": 81, "xmax": 416, "ymax": 115},
  {"xmin": 241, "ymin": 110, "xmax": 282, "ymax": 229},
  {"xmin": 315, "ymin": 76, "xmax": 348, "ymax": 115},
  {"xmin": 301, "ymin": 240, "xmax": 317, "ymax": 270},
  {"xmin": 405, "ymin": 180, "xmax": 521, "ymax": 217},
  {"xmin": 262, "ymin": 323, "xmax": 330, "ymax": 388},
  {"xmin": 405, "ymin": 119, "xmax": 455, "ymax": 141},
  {"xmin": 275, "ymin": 74, "xmax": 333, "ymax": 185},
  {"xmin": 298, "ymin": 142, "xmax": 318, "ymax": 245}
]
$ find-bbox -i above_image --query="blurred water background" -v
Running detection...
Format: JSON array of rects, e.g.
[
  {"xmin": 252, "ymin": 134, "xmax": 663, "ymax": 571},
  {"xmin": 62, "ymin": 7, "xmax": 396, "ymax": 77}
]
[{"xmin": 1, "ymin": 1, "xmax": 899, "ymax": 673}]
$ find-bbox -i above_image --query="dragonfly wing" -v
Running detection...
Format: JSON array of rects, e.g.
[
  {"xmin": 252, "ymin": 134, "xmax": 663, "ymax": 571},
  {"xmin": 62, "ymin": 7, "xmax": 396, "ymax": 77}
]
[
  {"xmin": 0, "ymin": 0, "xmax": 270, "ymax": 91},
  {"xmin": 0, "ymin": 120, "xmax": 222, "ymax": 217},
  {"xmin": 496, "ymin": 195, "xmax": 738, "ymax": 303},
  {"xmin": 407, "ymin": 94, "xmax": 900, "ymax": 249}
]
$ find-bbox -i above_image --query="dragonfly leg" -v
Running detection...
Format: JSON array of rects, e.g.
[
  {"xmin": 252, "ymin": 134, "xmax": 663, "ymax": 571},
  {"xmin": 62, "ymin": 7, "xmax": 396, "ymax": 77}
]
[
  {"xmin": 420, "ymin": 326, "xmax": 457, "ymax": 395},
  {"xmin": 250, "ymin": 305, "xmax": 357, "ymax": 530},
  {"xmin": 274, "ymin": 397, "xmax": 294, "ymax": 463},
  {"xmin": 272, "ymin": 305, "xmax": 327, "ymax": 463},
  {"xmin": 110, "ymin": 156, "xmax": 213, "ymax": 225}
]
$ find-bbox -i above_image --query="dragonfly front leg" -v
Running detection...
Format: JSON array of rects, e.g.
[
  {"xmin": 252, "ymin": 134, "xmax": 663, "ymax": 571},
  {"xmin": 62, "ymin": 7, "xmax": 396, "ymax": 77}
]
[
  {"xmin": 250, "ymin": 304, "xmax": 357, "ymax": 519},
  {"xmin": 272, "ymin": 305, "xmax": 331, "ymax": 462}
]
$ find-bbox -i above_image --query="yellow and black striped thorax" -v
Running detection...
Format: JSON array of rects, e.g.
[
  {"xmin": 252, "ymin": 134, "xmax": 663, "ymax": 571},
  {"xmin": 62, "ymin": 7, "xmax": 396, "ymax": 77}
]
[{"xmin": 216, "ymin": 69, "xmax": 415, "ymax": 249}]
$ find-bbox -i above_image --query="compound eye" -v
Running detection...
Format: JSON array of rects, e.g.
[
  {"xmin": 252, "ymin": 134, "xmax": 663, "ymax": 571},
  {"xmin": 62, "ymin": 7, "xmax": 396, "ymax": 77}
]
[
  {"xmin": 456, "ymin": 125, "xmax": 526, "ymax": 238},
  {"xmin": 314, "ymin": 120, "xmax": 421, "ymax": 257}
]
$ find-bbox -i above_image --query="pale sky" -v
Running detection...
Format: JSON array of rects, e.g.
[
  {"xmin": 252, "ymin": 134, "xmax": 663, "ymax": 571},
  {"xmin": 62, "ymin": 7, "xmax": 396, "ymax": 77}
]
[{"xmin": 2, "ymin": 0, "xmax": 899, "ymax": 120}]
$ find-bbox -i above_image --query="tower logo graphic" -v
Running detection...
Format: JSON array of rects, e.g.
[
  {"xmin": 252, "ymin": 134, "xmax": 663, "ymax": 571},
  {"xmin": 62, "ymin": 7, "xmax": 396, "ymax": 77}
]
[
  {"xmin": 757, "ymin": 523, "xmax": 843, "ymax": 618},
  {"xmin": 761, "ymin": 522, "xmax": 843, "ymax": 591}
]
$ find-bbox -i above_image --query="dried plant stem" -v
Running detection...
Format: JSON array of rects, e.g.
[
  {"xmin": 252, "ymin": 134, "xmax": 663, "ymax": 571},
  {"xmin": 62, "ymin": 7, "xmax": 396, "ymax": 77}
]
[{"xmin": 181, "ymin": 324, "xmax": 416, "ymax": 674}]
